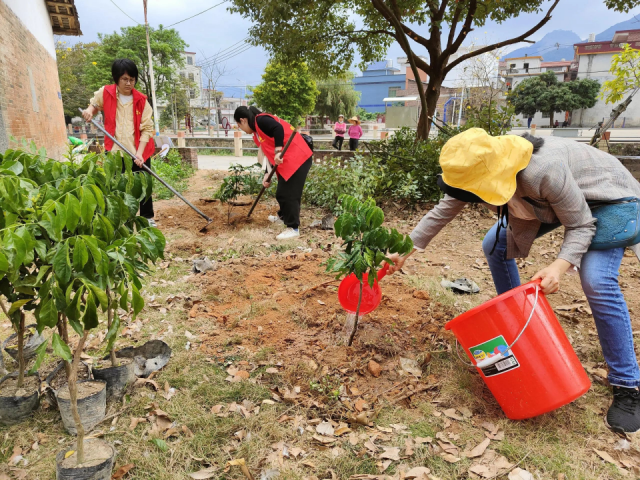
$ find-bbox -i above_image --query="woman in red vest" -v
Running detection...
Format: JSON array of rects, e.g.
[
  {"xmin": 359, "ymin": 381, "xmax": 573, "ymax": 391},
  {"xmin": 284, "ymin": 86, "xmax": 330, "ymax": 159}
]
[
  {"xmin": 82, "ymin": 59, "xmax": 156, "ymax": 226},
  {"xmin": 234, "ymin": 106, "xmax": 313, "ymax": 240}
]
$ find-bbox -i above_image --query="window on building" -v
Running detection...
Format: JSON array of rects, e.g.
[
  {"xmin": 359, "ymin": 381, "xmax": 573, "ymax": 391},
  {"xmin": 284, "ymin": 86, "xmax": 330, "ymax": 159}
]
[
  {"xmin": 510, "ymin": 63, "xmax": 516, "ymax": 69},
  {"xmin": 542, "ymin": 111, "xmax": 550, "ymax": 118},
  {"xmin": 190, "ymin": 89, "xmax": 195, "ymax": 99},
  {"xmin": 187, "ymin": 56, "xmax": 193, "ymax": 65},
  {"xmin": 180, "ymin": 72, "xmax": 185, "ymax": 79},
  {"xmin": 189, "ymin": 73, "xmax": 195, "ymax": 82},
  {"xmin": 523, "ymin": 62, "xmax": 529, "ymax": 73},
  {"xmin": 388, "ymin": 87, "xmax": 398, "ymax": 97}
]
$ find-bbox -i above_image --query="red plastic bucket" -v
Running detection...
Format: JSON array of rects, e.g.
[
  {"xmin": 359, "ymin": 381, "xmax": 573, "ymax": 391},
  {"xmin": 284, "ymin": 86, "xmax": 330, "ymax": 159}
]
[{"xmin": 445, "ymin": 281, "xmax": 590, "ymax": 420}]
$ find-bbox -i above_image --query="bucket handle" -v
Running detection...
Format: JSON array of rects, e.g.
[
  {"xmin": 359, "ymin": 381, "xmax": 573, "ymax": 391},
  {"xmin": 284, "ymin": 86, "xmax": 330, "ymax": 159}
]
[{"xmin": 455, "ymin": 282, "xmax": 541, "ymax": 368}]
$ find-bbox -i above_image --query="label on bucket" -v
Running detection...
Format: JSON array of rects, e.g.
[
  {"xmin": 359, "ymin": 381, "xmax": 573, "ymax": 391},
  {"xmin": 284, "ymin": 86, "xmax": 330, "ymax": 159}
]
[{"xmin": 469, "ymin": 335, "xmax": 520, "ymax": 377}]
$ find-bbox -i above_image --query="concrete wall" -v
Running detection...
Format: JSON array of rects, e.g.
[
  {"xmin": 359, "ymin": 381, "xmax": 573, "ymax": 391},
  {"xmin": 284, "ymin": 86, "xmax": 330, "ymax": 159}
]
[
  {"xmin": 574, "ymin": 52, "xmax": 640, "ymax": 127},
  {"xmin": 0, "ymin": 0, "xmax": 68, "ymax": 159}
]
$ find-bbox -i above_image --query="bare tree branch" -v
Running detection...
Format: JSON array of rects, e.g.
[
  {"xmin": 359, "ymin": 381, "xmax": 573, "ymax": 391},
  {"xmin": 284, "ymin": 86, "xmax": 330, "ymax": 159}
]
[
  {"xmin": 446, "ymin": 3, "xmax": 464, "ymax": 49},
  {"xmin": 445, "ymin": 0, "xmax": 561, "ymax": 74},
  {"xmin": 442, "ymin": 0, "xmax": 478, "ymax": 59}
]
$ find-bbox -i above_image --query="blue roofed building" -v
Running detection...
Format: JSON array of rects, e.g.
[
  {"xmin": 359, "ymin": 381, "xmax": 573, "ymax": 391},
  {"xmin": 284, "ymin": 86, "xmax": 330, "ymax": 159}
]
[{"xmin": 354, "ymin": 60, "xmax": 406, "ymax": 113}]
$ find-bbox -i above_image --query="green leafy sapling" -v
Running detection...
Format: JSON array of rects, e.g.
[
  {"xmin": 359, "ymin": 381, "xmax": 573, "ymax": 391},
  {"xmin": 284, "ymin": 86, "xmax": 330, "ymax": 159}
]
[{"xmin": 325, "ymin": 195, "xmax": 413, "ymax": 346}]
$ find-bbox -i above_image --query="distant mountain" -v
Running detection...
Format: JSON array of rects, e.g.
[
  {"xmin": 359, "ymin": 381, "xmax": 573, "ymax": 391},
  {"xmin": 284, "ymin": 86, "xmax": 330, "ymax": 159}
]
[
  {"xmin": 502, "ymin": 16, "xmax": 639, "ymax": 63},
  {"xmin": 503, "ymin": 30, "xmax": 581, "ymax": 62},
  {"xmin": 594, "ymin": 18, "xmax": 640, "ymax": 41}
]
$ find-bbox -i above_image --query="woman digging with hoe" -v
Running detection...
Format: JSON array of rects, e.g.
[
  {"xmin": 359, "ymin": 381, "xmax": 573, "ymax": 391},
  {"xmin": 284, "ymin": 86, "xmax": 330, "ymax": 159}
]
[
  {"xmin": 82, "ymin": 58, "xmax": 157, "ymax": 226},
  {"xmin": 234, "ymin": 106, "xmax": 313, "ymax": 240},
  {"xmin": 388, "ymin": 128, "xmax": 640, "ymax": 435}
]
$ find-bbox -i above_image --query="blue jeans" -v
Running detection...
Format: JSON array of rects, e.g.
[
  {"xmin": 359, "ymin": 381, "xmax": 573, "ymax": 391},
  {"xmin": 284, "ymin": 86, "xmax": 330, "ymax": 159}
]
[{"xmin": 483, "ymin": 221, "xmax": 640, "ymax": 388}]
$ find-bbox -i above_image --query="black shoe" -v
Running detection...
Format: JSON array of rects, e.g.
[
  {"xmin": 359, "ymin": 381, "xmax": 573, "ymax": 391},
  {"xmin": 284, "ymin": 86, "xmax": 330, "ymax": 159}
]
[{"xmin": 606, "ymin": 386, "xmax": 640, "ymax": 434}]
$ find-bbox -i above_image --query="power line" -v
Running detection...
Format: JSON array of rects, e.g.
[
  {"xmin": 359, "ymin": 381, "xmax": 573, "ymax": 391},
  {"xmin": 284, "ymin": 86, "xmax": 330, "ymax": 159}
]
[
  {"xmin": 198, "ymin": 42, "xmax": 252, "ymax": 67},
  {"xmin": 166, "ymin": 1, "xmax": 228, "ymax": 28},
  {"xmin": 198, "ymin": 37, "xmax": 250, "ymax": 65},
  {"xmin": 198, "ymin": 44, "xmax": 254, "ymax": 68},
  {"xmin": 109, "ymin": 0, "xmax": 141, "ymax": 24}
]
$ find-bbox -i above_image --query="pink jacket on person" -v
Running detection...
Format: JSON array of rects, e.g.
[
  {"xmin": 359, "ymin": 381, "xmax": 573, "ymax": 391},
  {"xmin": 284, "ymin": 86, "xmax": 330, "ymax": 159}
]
[
  {"xmin": 334, "ymin": 122, "xmax": 347, "ymax": 137},
  {"xmin": 348, "ymin": 125, "xmax": 363, "ymax": 139}
]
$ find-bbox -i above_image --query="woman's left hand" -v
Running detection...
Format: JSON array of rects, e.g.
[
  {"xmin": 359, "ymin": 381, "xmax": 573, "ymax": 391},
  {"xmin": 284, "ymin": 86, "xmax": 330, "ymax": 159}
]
[
  {"xmin": 134, "ymin": 154, "xmax": 145, "ymax": 168},
  {"xmin": 274, "ymin": 150, "xmax": 283, "ymax": 165},
  {"xmin": 531, "ymin": 259, "xmax": 572, "ymax": 294}
]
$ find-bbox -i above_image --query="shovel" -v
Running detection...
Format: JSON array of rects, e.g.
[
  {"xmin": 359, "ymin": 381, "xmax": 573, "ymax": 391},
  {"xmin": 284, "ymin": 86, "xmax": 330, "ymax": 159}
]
[
  {"xmin": 247, "ymin": 130, "xmax": 298, "ymax": 218},
  {"xmin": 79, "ymin": 108, "xmax": 214, "ymax": 232}
]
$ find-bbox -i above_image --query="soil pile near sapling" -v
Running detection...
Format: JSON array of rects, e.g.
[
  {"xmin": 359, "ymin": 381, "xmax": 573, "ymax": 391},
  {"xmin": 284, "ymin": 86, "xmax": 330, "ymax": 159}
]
[
  {"xmin": 59, "ymin": 438, "xmax": 112, "ymax": 469},
  {"xmin": 155, "ymin": 199, "xmax": 273, "ymax": 235},
  {"xmin": 189, "ymin": 253, "xmax": 456, "ymax": 394},
  {"xmin": 46, "ymin": 362, "xmax": 91, "ymax": 391},
  {"xmin": 92, "ymin": 357, "xmax": 133, "ymax": 370},
  {"xmin": 56, "ymin": 381, "xmax": 104, "ymax": 400},
  {"xmin": 0, "ymin": 376, "xmax": 39, "ymax": 397}
]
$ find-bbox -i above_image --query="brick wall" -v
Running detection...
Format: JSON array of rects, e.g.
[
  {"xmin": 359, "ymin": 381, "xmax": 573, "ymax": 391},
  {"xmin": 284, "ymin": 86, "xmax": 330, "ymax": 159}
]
[{"xmin": 0, "ymin": 2, "xmax": 68, "ymax": 159}]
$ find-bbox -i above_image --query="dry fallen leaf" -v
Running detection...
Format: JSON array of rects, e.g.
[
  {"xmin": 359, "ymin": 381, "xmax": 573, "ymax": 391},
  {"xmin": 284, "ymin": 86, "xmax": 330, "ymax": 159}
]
[
  {"xmin": 379, "ymin": 447, "xmax": 401, "ymax": 461},
  {"xmin": 405, "ymin": 467, "xmax": 431, "ymax": 479},
  {"xmin": 441, "ymin": 453, "xmax": 461, "ymax": 463},
  {"xmin": 399, "ymin": 357, "xmax": 422, "ymax": 377},
  {"xmin": 211, "ymin": 405, "xmax": 224, "ymax": 414},
  {"xmin": 111, "ymin": 463, "xmax": 135, "ymax": 479},
  {"xmin": 134, "ymin": 378, "xmax": 160, "ymax": 390},
  {"xmin": 508, "ymin": 468, "xmax": 534, "ymax": 480},
  {"xmin": 335, "ymin": 426, "xmax": 352, "ymax": 436},
  {"xmin": 312, "ymin": 434, "xmax": 336, "ymax": 445},
  {"xmin": 225, "ymin": 458, "xmax": 254, "ymax": 480},
  {"xmin": 316, "ymin": 422, "xmax": 335, "ymax": 436},
  {"xmin": 265, "ymin": 368, "xmax": 279, "ymax": 374},
  {"xmin": 355, "ymin": 398, "xmax": 367, "ymax": 412},
  {"xmin": 129, "ymin": 417, "xmax": 147, "ymax": 431},
  {"xmin": 443, "ymin": 408, "xmax": 464, "ymax": 421},
  {"xmin": 594, "ymin": 449, "xmax": 620, "ymax": 467},
  {"xmin": 468, "ymin": 438, "xmax": 490, "ymax": 458},
  {"xmin": 188, "ymin": 467, "xmax": 218, "ymax": 479},
  {"xmin": 469, "ymin": 464, "xmax": 492, "ymax": 478}
]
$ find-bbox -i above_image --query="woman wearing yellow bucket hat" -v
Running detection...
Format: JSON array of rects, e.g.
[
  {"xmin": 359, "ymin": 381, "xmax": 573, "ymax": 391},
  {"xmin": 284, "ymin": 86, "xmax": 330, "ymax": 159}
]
[{"xmin": 389, "ymin": 128, "xmax": 640, "ymax": 434}]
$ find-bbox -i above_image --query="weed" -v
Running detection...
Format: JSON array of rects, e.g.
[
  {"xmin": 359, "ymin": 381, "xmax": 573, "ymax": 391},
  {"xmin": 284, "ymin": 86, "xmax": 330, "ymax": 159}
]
[{"xmin": 152, "ymin": 149, "xmax": 195, "ymax": 200}]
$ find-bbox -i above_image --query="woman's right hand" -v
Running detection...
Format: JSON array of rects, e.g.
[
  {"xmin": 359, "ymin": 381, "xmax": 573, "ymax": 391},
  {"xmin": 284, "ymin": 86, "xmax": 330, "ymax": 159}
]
[
  {"xmin": 263, "ymin": 173, "xmax": 271, "ymax": 188},
  {"xmin": 387, "ymin": 253, "xmax": 407, "ymax": 274},
  {"xmin": 82, "ymin": 108, "xmax": 93, "ymax": 122}
]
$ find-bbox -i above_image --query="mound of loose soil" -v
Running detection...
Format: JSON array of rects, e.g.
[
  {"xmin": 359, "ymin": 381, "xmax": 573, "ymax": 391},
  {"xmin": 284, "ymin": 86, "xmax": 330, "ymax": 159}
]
[
  {"xmin": 56, "ymin": 381, "xmax": 104, "ymax": 400},
  {"xmin": 0, "ymin": 376, "xmax": 39, "ymax": 398},
  {"xmin": 156, "ymin": 199, "xmax": 273, "ymax": 235}
]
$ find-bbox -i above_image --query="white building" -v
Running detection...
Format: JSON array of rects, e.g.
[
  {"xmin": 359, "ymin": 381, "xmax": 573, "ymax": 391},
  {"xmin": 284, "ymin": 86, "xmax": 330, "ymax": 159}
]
[
  {"xmin": 500, "ymin": 55, "xmax": 572, "ymax": 126},
  {"xmin": 178, "ymin": 51, "xmax": 203, "ymax": 107},
  {"xmin": 573, "ymin": 30, "xmax": 640, "ymax": 127}
]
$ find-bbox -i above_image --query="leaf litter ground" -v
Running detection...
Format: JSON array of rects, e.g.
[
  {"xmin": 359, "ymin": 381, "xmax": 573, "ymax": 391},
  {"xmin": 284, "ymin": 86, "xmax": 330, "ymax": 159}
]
[{"xmin": 1, "ymin": 170, "xmax": 640, "ymax": 479}]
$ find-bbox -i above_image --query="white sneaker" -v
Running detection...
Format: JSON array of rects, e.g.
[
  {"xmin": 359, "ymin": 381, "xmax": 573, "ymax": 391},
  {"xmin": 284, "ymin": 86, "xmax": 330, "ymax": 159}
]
[
  {"xmin": 268, "ymin": 215, "xmax": 284, "ymax": 225},
  {"xmin": 147, "ymin": 219, "xmax": 157, "ymax": 227},
  {"xmin": 276, "ymin": 228, "xmax": 300, "ymax": 240}
]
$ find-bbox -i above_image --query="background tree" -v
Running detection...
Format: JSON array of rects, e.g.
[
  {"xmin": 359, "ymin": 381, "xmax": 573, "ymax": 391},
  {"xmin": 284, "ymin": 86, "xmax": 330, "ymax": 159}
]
[
  {"xmin": 509, "ymin": 72, "xmax": 600, "ymax": 127},
  {"xmin": 251, "ymin": 61, "xmax": 319, "ymax": 125},
  {"xmin": 314, "ymin": 74, "xmax": 361, "ymax": 122},
  {"xmin": 56, "ymin": 40, "xmax": 100, "ymax": 117},
  {"xmin": 230, "ymin": 0, "xmax": 637, "ymax": 139},
  {"xmin": 199, "ymin": 60, "xmax": 229, "ymax": 136},
  {"xmin": 456, "ymin": 46, "xmax": 516, "ymax": 135},
  {"xmin": 86, "ymin": 25, "xmax": 187, "ymax": 108},
  {"xmin": 601, "ymin": 44, "xmax": 640, "ymax": 104}
]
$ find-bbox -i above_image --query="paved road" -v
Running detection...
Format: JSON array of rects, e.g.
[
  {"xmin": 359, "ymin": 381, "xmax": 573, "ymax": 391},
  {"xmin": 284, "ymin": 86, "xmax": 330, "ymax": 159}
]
[{"xmin": 198, "ymin": 155, "xmax": 259, "ymax": 170}]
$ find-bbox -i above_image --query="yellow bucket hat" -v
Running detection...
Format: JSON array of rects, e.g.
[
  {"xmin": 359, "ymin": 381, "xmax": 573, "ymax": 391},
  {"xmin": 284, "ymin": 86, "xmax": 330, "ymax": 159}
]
[{"xmin": 439, "ymin": 128, "xmax": 534, "ymax": 206}]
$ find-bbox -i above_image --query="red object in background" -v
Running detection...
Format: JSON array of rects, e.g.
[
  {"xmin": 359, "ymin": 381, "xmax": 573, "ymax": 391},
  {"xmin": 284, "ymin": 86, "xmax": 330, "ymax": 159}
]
[
  {"xmin": 445, "ymin": 281, "xmax": 590, "ymax": 420},
  {"xmin": 338, "ymin": 264, "xmax": 389, "ymax": 315}
]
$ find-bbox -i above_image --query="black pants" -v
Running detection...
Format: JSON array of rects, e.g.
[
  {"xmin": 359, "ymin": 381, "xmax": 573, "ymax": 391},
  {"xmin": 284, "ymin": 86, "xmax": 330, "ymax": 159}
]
[
  {"xmin": 332, "ymin": 136, "xmax": 344, "ymax": 150},
  {"xmin": 276, "ymin": 156, "xmax": 313, "ymax": 229},
  {"xmin": 131, "ymin": 158, "xmax": 154, "ymax": 219},
  {"xmin": 349, "ymin": 138, "xmax": 359, "ymax": 151}
]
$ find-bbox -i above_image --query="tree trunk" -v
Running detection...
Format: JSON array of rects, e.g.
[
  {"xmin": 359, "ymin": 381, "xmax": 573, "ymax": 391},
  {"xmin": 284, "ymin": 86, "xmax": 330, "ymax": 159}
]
[
  {"xmin": 57, "ymin": 315, "xmax": 71, "ymax": 378},
  {"xmin": 106, "ymin": 288, "xmax": 117, "ymax": 367},
  {"xmin": 347, "ymin": 281, "xmax": 364, "ymax": 347},
  {"xmin": 16, "ymin": 312, "xmax": 25, "ymax": 388},
  {"xmin": 69, "ymin": 330, "xmax": 89, "ymax": 465},
  {"xmin": 549, "ymin": 112, "xmax": 554, "ymax": 128},
  {"xmin": 417, "ymin": 77, "xmax": 443, "ymax": 140}
]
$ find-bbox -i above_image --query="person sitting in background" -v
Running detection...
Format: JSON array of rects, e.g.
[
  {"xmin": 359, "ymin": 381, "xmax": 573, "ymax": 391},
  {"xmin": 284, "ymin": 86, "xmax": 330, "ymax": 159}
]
[
  {"xmin": 82, "ymin": 58, "xmax": 156, "ymax": 226},
  {"xmin": 347, "ymin": 116, "xmax": 363, "ymax": 151},
  {"xmin": 332, "ymin": 115, "xmax": 346, "ymax": 150}
]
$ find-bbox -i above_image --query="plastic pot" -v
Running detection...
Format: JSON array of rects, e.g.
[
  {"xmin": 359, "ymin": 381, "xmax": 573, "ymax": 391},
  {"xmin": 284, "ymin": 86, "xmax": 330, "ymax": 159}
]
[
  {"xmin": 115, "ymin": 340, "xmax": 172, "ymax": 377},
  {"xmin": 44, "ymin": 361, "xmax": 93, "ymax": 408},
  {"xmin": 0, "ymin": 373, "xmax": 40, "ymax": 426},
  {"xmin": 56, "ymin": 438, "xmax": 115, "ymax": 480},
  {"xmin": 56, "ymin": 380, "xmax": 106, "ymax": 435},
  {"xmin": 3, "ymin": 324, "xmax": 45, "ymax": 361},
  {"xmin": 91, "ymin": 359, "xmax": 135, "ymax": 400}
]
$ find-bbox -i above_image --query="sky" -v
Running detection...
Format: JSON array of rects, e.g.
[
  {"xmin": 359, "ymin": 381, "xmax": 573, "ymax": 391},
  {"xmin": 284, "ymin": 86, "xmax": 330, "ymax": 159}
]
[{"xmin": 72, "ymin": 0, "xmax": 640, "ymax": 97}]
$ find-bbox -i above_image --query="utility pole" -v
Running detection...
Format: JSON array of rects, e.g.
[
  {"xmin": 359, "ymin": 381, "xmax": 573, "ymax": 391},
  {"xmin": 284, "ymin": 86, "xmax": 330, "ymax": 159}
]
[
  {"xmin": 143, "ymin": 0, "xmax": 160, "ymax": 138},
  {"xmin": 207, "ymin": 79, "xmax": 212, "ymax": 137},
  {"xmin": 457, "ymin": 87, "xmax": 464, "ymax": 127}
]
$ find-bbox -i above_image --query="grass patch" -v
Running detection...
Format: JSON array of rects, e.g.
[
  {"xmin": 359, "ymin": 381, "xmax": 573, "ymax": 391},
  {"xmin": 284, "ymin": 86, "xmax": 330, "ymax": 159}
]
[{"xmin": 152, "ymin": 149, "xmax": 196, "ymax": 200}]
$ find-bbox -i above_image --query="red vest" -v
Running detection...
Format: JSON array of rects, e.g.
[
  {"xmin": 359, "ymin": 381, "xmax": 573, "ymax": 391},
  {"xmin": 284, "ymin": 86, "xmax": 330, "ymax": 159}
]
[
  {"xmin": 102, "ymin": 84, "xmax": 156, "ymax": 159},
  {"xmin": 253, "ymin": 113, "xmax": 312, "ymax": 181}
]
